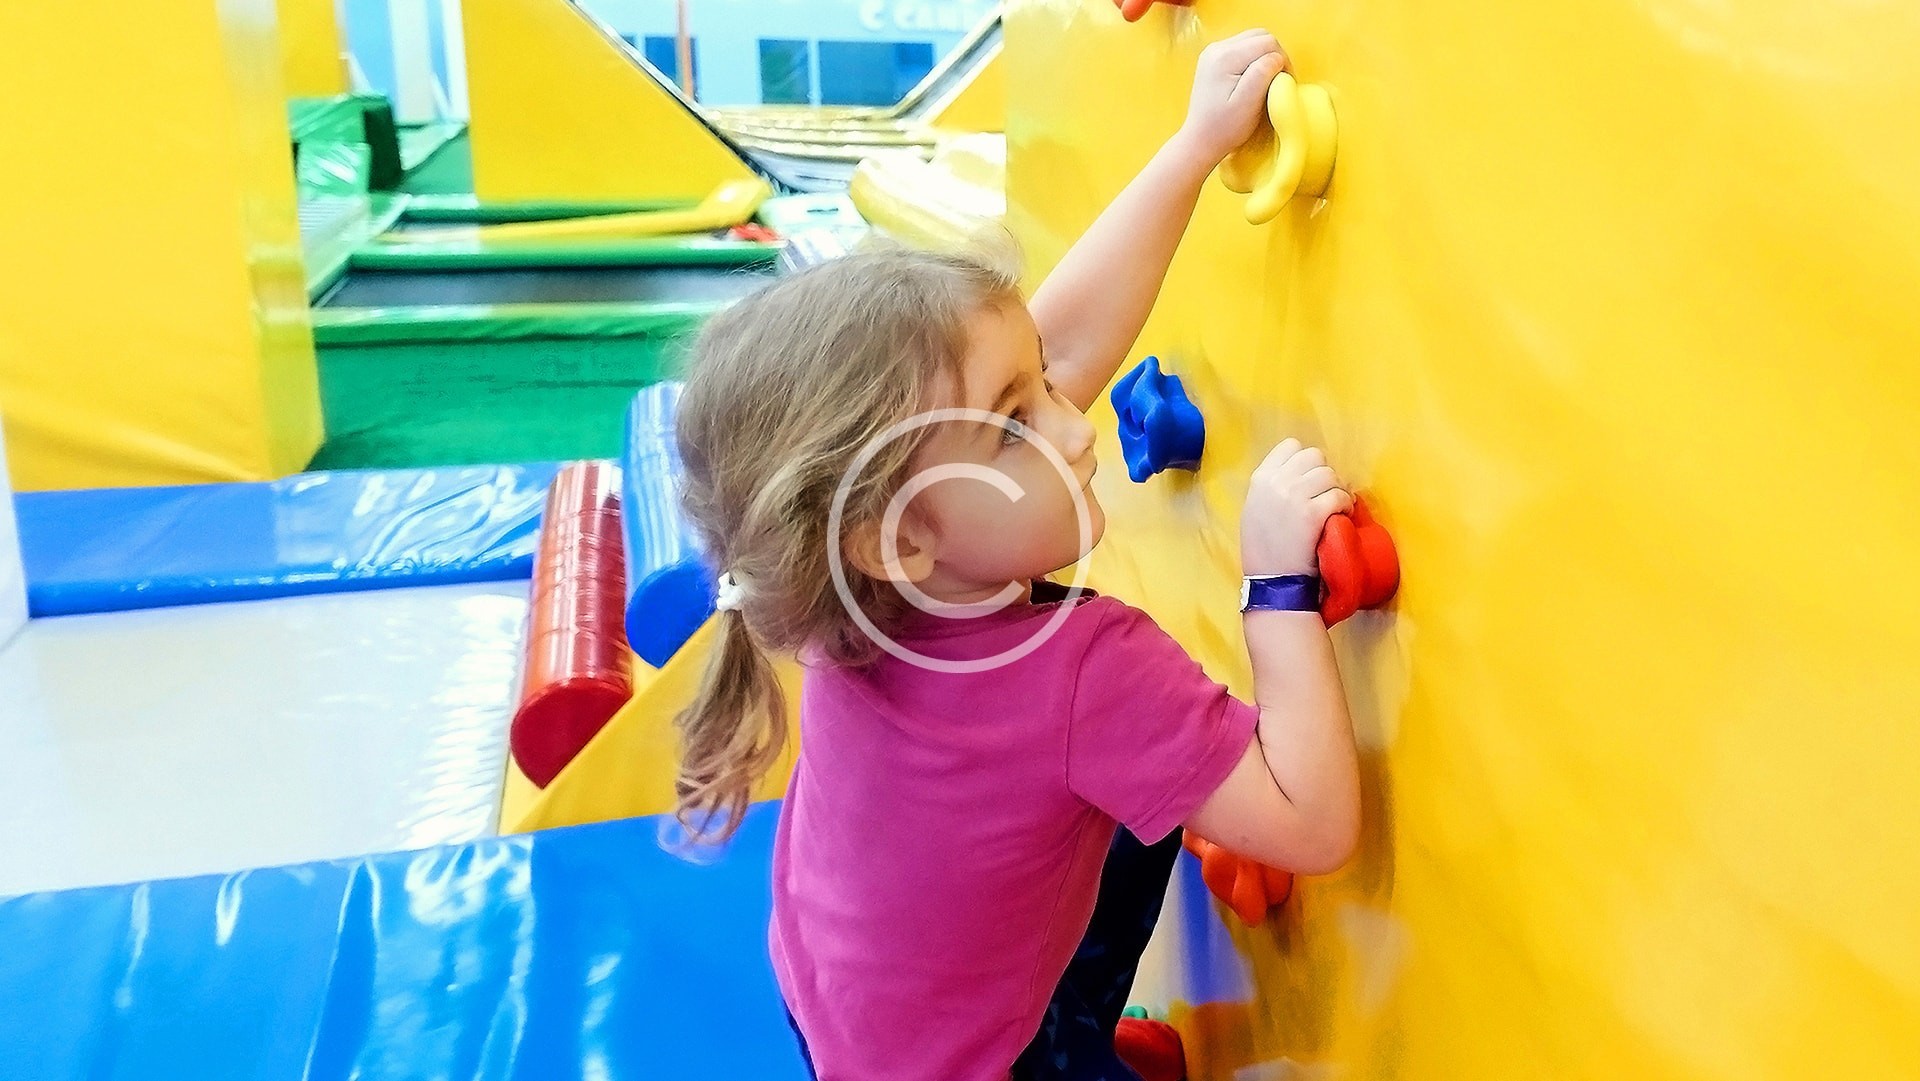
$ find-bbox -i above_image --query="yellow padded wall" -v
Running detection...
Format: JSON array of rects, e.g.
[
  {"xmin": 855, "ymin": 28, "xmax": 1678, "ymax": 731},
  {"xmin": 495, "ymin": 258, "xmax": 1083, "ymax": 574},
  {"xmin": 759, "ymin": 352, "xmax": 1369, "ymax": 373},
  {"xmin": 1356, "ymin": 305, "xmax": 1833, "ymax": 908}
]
[
  {"xmin": 927, "ymin": 43, "xmax": 1006, "ymax": 133},
  {"xmin": 277, "ymin": 0, "xmax": 349, "ymax": 96},
  {"xmin": 1006, "ymin": 0, "xmax": 1920, "ymax": 1078},
  {"xmin": 462, "ymin": 0, "xmax": 756, "ymax": 203},
  {"xmin": 0, "ymin": 2, "xmax": 322, "ymax": 491}
]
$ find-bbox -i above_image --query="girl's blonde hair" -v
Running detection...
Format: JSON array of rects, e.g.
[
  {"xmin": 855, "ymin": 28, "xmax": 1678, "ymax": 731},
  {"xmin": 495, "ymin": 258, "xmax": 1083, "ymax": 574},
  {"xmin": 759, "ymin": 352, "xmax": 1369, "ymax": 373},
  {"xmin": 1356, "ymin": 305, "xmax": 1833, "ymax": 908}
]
[{"xmin": 672, "ymin": 243, "xmax": 1021, "ymax": 842}]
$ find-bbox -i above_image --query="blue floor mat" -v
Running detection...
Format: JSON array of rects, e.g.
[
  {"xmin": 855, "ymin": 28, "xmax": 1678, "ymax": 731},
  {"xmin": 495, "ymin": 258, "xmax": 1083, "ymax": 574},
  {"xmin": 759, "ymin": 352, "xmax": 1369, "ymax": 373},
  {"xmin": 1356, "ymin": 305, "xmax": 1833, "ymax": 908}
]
[
  {"xmin": 14, "ymin": 463, "xmax": 562, "ymax": 617},
  {"xmin": 0, "ymin": 803, "xmax": 806, "ymax": 1081}
]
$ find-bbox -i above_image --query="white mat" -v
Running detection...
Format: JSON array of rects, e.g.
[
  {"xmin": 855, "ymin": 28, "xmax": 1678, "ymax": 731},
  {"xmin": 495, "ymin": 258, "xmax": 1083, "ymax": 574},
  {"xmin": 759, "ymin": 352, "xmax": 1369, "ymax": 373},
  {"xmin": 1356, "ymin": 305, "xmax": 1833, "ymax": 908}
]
[{"xmin": 0, "ymin": 582, "xmax": 525, "ymax": 897}]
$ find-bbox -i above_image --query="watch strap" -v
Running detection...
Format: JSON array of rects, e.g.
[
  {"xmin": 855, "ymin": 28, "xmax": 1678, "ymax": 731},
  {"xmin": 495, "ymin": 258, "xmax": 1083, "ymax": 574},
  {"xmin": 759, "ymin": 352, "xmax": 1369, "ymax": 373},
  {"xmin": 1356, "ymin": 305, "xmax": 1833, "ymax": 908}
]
[{"xmin": 1241, "ymin": 574, "xmax": 1321, "ymax": 613}]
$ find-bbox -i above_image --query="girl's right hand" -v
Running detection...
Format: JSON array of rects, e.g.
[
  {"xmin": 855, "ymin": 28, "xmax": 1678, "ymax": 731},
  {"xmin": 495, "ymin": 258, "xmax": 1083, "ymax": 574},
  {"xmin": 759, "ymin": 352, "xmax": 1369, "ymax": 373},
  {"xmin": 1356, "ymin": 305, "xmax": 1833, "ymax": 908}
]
[
  {"xmin": 1177, "ymin": 30, "xmax": 1292, "ymax": 166},
  {"xmin": 1241, "ymin": 439, "xmax": 1353, "ymax": 576}
]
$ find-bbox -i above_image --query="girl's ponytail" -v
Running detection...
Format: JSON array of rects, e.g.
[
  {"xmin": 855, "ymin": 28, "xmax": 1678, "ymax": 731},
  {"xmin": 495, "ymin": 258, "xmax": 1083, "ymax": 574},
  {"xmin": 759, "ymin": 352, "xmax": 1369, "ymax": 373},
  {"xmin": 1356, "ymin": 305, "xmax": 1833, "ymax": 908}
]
[{"xmin": 673, "ymin": 604, "xmax": 788, "ymax": 844}]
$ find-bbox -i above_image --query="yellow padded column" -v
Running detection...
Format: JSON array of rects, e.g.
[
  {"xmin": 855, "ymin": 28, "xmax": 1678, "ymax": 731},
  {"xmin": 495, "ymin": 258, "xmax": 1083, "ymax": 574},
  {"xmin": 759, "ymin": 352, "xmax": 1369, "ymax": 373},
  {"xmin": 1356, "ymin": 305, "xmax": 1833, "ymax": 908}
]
[
  {"xmin": 278, "ymin": 0, "xmax": 349, "ymax": 97},
  {"xmin": 0, "ymin": 2, "xmax": 322, "ymax": 490},
  {"xmin": 462, "ymin": 0, "xmax": 756, "ymax": 203}
]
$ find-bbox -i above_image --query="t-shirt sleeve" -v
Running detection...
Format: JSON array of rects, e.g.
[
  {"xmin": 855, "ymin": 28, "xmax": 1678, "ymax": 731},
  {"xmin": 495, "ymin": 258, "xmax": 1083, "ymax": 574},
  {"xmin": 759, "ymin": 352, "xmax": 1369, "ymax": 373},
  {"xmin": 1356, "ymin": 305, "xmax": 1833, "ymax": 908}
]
[{"xmin": 1064, "ymin": 601, "xmax": 1260, "ymax": 843}]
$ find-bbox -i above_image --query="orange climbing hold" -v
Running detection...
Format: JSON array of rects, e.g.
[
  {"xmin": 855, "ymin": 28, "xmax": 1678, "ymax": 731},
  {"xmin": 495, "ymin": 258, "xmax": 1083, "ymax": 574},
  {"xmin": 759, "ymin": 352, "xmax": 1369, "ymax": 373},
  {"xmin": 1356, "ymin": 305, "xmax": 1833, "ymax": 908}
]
[
  {"xmin": 1317, "ymin": 497, "xmax": 1399, "ymax": 626},
  {"xmin": 1113, "ymin": 0, "xmax": 1193, "ymax": 23},
  {"xmin": 1185, "ymin": 833, "xmax": 1295, "ymax": 927}
]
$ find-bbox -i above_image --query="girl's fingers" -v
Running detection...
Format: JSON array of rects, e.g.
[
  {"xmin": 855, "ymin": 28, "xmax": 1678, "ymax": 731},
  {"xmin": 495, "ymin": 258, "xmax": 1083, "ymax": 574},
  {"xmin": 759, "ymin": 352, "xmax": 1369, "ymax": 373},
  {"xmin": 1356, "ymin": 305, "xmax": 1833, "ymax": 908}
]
[
  {"xmin": 1226, "ymin": 53, "xmax": 1287, "ymax": 107},
  {"xmin": 1288, "ymin": 444, "xmax": 1328, "ymax": 472},
  {"xmin": 1310, "ymin": 486, "xmax": 1357, "ymax": 520},
  {"xmin": 1298, "ymin": 465, "xmax": 1343, "ymax": 496},
  {"xmin": 1211, "ymin": 32, "xmax": 1284, "ymax": 73}
]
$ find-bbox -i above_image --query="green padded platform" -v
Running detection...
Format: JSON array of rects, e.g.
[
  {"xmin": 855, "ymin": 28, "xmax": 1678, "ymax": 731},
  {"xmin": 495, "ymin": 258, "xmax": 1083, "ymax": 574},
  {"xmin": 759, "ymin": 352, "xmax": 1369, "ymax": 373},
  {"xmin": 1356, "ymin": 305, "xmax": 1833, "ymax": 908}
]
[
  {"xmin": 310, "ymin": 328, "xmax": 690, "ymax": 470},
  {"xmin": 398, "ymin": 130, "xmax": 475, "ymax": 195}
]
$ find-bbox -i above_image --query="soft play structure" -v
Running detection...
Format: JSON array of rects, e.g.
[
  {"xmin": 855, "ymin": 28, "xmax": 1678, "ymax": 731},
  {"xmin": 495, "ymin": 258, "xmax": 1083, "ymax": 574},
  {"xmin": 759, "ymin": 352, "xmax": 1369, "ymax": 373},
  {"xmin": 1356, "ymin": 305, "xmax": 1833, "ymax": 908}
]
[
  {"xmin": 708, "ymin": 7, "xmax": 1007, "ymax": 144},
  {"xmin": 461, "ymin": 0, "xmax": 1002, "ymax": 196},
  {"xmin": 3, "ymin": 1, "xmax": 1919, "ymax": 1079},
  {"xmin": 849, "ymin": 132, "xmax": 1008, "ymax": 248},
  {"xmin": 305, "ymin": 234, "xmax": 777, "ymax": 469},
  {"xmin": 497, "ymin": 382, "xmax": 802, "ymax": 833}
]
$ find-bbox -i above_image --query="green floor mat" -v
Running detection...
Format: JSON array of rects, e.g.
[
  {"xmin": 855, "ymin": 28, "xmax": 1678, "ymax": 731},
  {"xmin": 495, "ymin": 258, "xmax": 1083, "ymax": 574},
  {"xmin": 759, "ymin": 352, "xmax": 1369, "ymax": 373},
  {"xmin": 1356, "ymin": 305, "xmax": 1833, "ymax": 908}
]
[
  {"xmin": 309, "ymin": 331, "xmax": 689, "ymax": 470},
  {"xmin": 401, "ymin": 131, "xmax": 474, "ymax": 195}
]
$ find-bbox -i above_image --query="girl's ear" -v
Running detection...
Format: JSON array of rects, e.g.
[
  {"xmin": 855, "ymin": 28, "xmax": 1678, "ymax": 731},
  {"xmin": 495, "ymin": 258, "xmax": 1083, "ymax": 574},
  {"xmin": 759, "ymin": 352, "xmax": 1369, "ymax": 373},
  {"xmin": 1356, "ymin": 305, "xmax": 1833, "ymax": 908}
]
[{"xmin": 843, "ymin": 508, "xmax": 938, "ymax": 585}]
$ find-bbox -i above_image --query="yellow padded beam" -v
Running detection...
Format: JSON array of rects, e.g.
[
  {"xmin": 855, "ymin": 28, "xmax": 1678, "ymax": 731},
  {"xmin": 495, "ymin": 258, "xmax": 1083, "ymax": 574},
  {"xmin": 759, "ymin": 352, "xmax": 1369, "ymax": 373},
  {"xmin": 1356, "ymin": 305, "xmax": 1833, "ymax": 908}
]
[
  {"xmin": 849, "ymin": 135, "xmax": 1006, "ymax": 251},
  {"xmin": 400, "ymin": 178, "xmax": 772, "ymax": 245}
]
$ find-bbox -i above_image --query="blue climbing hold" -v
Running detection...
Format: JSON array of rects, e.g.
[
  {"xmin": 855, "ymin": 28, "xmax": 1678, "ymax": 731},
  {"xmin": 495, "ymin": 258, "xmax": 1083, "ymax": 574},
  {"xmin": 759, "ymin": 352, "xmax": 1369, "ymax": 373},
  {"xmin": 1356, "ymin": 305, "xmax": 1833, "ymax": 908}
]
[{"xmin": 1110, "ymin": 355, "xmax": 1206, "ymax": 482}]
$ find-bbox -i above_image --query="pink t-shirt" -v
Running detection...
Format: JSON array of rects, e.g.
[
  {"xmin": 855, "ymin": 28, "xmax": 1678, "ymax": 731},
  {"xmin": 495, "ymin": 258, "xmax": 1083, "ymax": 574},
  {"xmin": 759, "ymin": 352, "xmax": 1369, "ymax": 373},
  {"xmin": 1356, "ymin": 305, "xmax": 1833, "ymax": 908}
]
[{"xmin": 769, "ymin": 586, "xmax": 1258, "ymax": 1081}]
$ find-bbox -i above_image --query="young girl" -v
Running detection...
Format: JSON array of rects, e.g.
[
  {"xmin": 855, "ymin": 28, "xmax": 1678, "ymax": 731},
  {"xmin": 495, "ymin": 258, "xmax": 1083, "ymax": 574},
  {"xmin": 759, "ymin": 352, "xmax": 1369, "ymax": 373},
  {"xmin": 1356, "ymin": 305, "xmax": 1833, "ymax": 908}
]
[{"xmin": 672, "ymin": 30, "xmax": 1362, "ymax": 1081}]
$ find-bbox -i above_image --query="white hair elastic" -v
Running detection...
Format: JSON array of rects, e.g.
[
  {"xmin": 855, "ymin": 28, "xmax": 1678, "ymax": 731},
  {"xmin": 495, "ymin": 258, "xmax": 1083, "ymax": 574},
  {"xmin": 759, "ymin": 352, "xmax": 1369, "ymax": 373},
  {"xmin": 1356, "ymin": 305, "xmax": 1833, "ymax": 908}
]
[{"xmin": 714, "ymin": 571, "xmax": 748, "ymax": 613}]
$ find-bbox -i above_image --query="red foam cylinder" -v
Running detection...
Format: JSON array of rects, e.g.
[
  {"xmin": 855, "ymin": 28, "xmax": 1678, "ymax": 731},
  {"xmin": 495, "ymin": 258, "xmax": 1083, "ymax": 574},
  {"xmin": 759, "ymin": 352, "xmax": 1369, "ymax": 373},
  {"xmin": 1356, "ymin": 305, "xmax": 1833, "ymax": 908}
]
[{"xmin": 511, "ymin": 461, "xmax": 633, "ymax": 788}]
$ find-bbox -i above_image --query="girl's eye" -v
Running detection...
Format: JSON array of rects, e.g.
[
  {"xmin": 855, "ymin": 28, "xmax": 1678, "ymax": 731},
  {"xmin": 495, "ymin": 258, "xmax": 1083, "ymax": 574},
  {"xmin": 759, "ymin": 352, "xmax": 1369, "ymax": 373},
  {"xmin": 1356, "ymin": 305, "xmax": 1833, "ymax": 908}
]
[{"xmin": 1000, "ymin": 413, "xmax": 1028, "ymax": 445}]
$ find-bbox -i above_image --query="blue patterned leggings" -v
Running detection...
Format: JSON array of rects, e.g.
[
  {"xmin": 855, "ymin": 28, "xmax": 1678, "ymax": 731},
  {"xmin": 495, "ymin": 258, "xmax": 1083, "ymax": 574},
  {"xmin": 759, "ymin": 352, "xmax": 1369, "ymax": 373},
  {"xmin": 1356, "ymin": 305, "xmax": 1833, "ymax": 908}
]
[{"xmin": 786, "ymin": 826, "xmax": 1183, "ymax": 1081}]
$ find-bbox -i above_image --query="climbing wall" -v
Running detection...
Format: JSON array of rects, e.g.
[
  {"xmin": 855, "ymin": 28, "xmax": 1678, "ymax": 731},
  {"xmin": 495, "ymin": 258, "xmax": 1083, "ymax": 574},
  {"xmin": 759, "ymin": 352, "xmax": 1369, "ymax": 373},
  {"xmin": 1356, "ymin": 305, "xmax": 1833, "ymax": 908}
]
[{"xmin": 1005, "ymin": 1, "xmax": 1920, "ymax": 1077}]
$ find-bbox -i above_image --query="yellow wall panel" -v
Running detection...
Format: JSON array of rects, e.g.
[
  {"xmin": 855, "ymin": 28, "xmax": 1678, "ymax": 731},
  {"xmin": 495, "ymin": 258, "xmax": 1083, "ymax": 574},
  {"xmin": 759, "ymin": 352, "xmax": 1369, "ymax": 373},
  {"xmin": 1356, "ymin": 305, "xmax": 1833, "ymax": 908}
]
[
  {"xmin": 277, "ymin": 0, "xmax": 349, "ymax": 97},
  {"xmin": 928, "ymin": 43, "xmax": 1006, "ymax": 133},
  {"xmin": 462, "ymin": 0, "xmax": 756, "ymax": 203},
  {"xmin": 0, "ymin": 2, "xmax": 321, "ymax": 490},
  {"xmin": 1005, "ymin": 0, "xmax": 1920, "ymax": 1077}
]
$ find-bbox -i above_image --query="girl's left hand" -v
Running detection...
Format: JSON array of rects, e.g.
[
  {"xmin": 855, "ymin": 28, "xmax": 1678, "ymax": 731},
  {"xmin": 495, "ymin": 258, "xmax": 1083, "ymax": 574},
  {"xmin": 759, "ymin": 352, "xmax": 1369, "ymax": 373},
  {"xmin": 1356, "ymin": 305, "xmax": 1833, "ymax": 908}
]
[{"xmin": 1178, "ymin": 29, "xmax": 1291, "ymax": 165}]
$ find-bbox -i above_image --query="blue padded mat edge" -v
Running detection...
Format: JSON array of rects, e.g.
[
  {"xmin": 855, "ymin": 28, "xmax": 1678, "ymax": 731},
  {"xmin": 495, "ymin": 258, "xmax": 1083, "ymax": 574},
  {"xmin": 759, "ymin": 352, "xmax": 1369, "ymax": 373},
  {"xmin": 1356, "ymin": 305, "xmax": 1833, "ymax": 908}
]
[
  {"xmin": 0, "ymin": 802, "xmax": 807, "ymax": 1081},
  {"xmin": 14, "ymin": 463, "xmax": 564, "ymax": 617}
]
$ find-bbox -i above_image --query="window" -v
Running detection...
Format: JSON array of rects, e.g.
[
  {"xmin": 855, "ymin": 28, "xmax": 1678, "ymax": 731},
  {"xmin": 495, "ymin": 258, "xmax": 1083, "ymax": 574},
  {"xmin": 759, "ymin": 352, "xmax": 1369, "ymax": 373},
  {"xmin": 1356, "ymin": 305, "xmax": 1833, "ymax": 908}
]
[
  {"xmin": 816, "ymin": 40, "xmax": 936, "ymax": 106},
  {"xmin": 759, "ymin": 39, "xmax": 812, "ymax": 105},
  {"xmin": 635, "ymin": 35, "xmax": 698, "ymax": 93}
]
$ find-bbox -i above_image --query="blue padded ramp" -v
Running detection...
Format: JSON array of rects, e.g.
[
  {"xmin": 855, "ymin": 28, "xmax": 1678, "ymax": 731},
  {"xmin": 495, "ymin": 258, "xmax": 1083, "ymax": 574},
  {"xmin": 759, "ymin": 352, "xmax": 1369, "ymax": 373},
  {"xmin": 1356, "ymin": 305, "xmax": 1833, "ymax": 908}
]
[
  {"xmin": 0, "ymin": 803, "xmax": 805, "ymax": 1081},
  {"xmin": 15, "ymin": 463, "xmax": 563, "ymax": 616}
]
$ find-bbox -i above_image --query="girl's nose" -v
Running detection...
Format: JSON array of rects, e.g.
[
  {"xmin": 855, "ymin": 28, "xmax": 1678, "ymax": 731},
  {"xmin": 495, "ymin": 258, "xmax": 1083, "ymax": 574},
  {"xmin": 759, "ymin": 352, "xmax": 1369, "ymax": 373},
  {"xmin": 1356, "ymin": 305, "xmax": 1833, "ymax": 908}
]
[{"xmin": 1057, "ymin": 403, "xmax": 1097, "ymax": 464}]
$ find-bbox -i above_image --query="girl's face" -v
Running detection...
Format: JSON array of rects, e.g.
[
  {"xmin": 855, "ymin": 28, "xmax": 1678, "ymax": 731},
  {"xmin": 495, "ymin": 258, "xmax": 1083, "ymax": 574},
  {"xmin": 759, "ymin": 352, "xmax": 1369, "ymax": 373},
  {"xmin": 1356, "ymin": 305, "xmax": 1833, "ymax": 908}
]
[{"xmin": 883, "ymin": 300, "xmax": 1105, "ymax": 607}]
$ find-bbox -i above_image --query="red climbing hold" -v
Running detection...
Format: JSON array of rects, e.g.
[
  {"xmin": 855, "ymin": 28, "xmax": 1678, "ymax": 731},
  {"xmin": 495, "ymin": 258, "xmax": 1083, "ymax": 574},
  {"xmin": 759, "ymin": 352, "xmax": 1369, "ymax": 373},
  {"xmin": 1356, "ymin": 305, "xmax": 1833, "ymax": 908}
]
[
  {"xmin": 1113, "ymin": 0, "xmax": 1193, "ymax": 23},
  {"xmin": 1316, "ymin": 497, "xmax": 1400, "ymax": 626},
  {"xmin": 1185, "ymin": 834, "xmax": 1295, "ymax": 927},
  {"xmin": 1115, "ymin": 1017, "xmax": 1187, "ymax": 1081}
]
